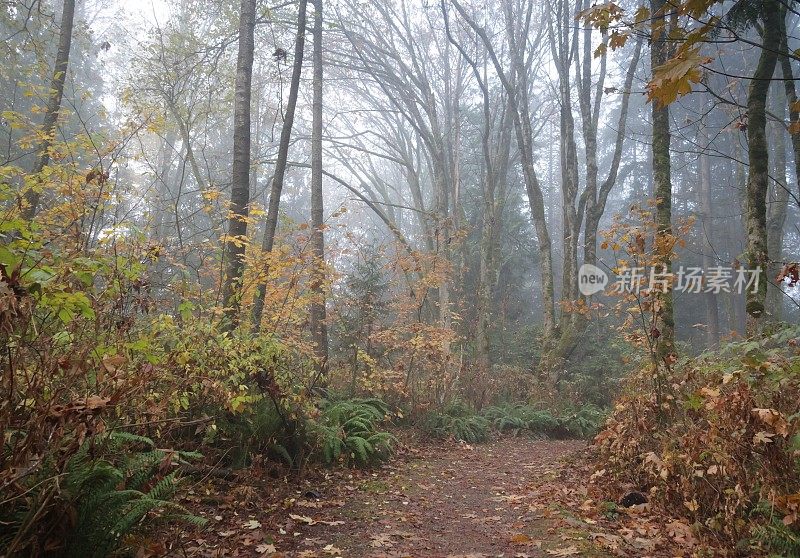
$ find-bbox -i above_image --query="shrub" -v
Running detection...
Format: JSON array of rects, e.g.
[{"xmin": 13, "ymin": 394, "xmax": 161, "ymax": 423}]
[
  {"xmin": 480, "ymin": 403, "xmax": 603, "ymax": 439},
  {"xmin": 1, "ymin": 431, "xmax": 204, "ymax": 557},
  {"xmin": 482, "ymin": 403, "xmax": 559, "ymax": 435},
  {"xmin": 310, "ymin": 398, "xmax": 396, "ymax": 466},
  {"xmin": 422, "ymin": 401, "xmax": 490, "ymax": 443},
  {"xmin": 211, "ymin": 399, "xmax": 294, "ymax": 468},
  {"xmin": 559, "ymin": 404, "xmax": 606, "ymax": 438},
  {"xmin": 593, "ymin": 325, "xmax": 800, "ymax": 554}
]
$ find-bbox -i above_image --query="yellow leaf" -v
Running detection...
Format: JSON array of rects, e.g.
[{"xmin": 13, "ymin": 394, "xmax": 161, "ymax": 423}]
[
  {"xmin": 594, "ymin": 43, "xmax": 608, "ymax": 58},
  {"xmin": 647, "ymin": 48, "xmax": 711, "ymax": 107}
]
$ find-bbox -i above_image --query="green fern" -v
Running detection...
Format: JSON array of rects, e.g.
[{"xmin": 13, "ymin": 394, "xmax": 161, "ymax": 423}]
[
  {"xmin": 423, "ymin": 402, "xmax": 489, "ymax": 443},
  {"xmin": 61, "ymin": 432, "xmax": 207, "ymax": 558},
  {"xmin": 751, "ymin": 501, "xmax": 800, "ymax": 556},
  {"xmin": 559, "ymin": 404, "xmax": 606, "ymax": 439},
  {"xmin": 312, "ymin": 397, "xmax": 396, "ymax": 465}
]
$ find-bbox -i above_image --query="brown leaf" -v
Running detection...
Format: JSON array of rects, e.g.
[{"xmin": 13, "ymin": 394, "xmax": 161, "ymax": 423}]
[{"xmin": 752, "ymin": 408, "xmax": 790, "ymax": 437}]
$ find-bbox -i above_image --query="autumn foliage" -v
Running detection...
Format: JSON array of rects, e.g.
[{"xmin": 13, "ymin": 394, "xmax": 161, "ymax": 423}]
[{"xmin": 593, "ymin": 326, "xmax": 800, "ymax": 554}]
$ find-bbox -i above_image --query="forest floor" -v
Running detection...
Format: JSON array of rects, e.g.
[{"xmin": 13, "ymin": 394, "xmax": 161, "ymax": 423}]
[{"xmin": 152, "ymin": 435, "xmax": 697, "ymax": 558}]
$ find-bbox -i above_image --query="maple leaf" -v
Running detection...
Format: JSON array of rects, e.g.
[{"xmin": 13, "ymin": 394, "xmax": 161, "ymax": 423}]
[
  {"xmin": 753, "ymin": 430, "xmax": 775, "ymax": 445},
  {"xmin": 609, "ymin": 31, "xmax": 627, "ymax": 50},
  {"xmin": 370, "ymin": 533, "xmax": 395, "ymax": 548},
  {"xmin": 594, "ymin": 43, "xmax": 607, "ymax": 58},
  {"xmin": 101, "ymin": 354, "xmax": 126, "ymax": 373},
  {"xmin": 647, "ymin": 48, "xmax": 711, "ymax": 107}
]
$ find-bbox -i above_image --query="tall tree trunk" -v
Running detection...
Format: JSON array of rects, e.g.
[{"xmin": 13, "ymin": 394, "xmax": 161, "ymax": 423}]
[
  {"xmin": 698, "ymin": 119, "xmax": 720, "ymax": 347},
  {"xmin": 732, "ymin": 141, "xmax": 749, "ymax": 335},
  {"xmin": 151, "ymin": 129, "xmax": 178, "ymax": 244},
  {"xmin": 22, "ymin": 0, "xmax": 77, "ymax": 219},
  {"xmin": 557, "ymin": 0, "xmax": 580, "ymax": 309},
  {"xmin": 583, "ymin": 39, "xmax": 642, "ymax": 269},
  {"xmin": 650, "ymin": 0, "xmax": 676, "ymax": 362},
  {"xmin": 779, "ymin": 8, "xmax": 800, "ymax": 204},
  {"xmin": 221, "ymin": 0, "xmax": 256, "ymax": 331},
  {"xmin": 744, "ymin": 0, "xmax": 781, "ymax": 320},
  {"xmin": 441, "ymin": 5, "xmax": 509, "ymax": 375},
  {"xmin": 766, "ymin": 89, "xmax": 789, "ymax": 319},
  {"xmin": 252, "ymin": 0, "xmax": 308, "ymax": 330},
  {"xmin": 309, "ymin": 0, "xmax": 329, "ymax": 369}
]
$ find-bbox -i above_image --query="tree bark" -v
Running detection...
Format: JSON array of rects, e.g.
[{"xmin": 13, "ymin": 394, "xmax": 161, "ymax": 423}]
[
  {"xmin": 698, "ymin": 119, "xmax": 720, "ymax": 347},
  {"xmin": 766, "ymin": 88, "xmax": 789, "ymax": 320},
  {"xmin": 744, "ymin": 0, "xmax": 781, "ymax": 319},
  {"xmin": 23, "ymin": 0, "xmax": 77, "ymax": 219},
  {"xmin": 221, "ymin": 0, "xmax": 256, "ymax": 331},
  {"xmin": 651, "ymin": 0, "xmax": 676, "ymax": 361},
  {"xmin": 778, "ymin": 8, "xmax": 800, "ymax": 205},
  {"xmin": 252, "ymin": 0, "xmax": 308, "ymax": 330},
  {"xmin": 309, "ymin": 0, "xmax": 329, "ymax": 368}
]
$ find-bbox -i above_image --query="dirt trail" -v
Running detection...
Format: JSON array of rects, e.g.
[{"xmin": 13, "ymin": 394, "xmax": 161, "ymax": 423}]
[
  {"xmin": 164, "ymin": 437, "xmax": 615, "ymax": 558},
  {"xmin": 281, "ymin": 438, "xmax": 588, "ymax": 558}
]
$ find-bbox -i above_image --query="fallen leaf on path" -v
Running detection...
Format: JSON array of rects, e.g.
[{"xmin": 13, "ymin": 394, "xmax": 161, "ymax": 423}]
[
  {"xmin": 511, "ymin": 533, "xmax": 532, "ymax": 545},
  {"xmin": 547, "ymin": 547, "xmax": 580, "ymax": 556},
  {"xmin": 255, "ymin": 543, "xmax": 277, "ymax": 554},
  {"xmin": 370, "ymin": 533, "xmax": 395, "ymax": 548},
  {"xmin": 289, "ymin": 513, "xmax": 317, "ymax": 525}
]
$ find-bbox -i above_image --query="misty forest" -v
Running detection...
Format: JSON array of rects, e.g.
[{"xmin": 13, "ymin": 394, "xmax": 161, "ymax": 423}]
[{"xmin": 2, "ymin": 0, "xmax": 800, "ymax": 555}]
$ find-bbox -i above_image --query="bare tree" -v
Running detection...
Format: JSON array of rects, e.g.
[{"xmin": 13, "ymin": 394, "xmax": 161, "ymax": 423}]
[{"xmin": 450, "ymin": 0, "xmax": 557, "ymax": 338}]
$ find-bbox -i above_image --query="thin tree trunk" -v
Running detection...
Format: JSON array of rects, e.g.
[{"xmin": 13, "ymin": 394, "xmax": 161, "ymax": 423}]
[
  {"xmin": 779, "ymin": 9, "xmax": 800, "ymax": 204},
  {"xmin": 252, "ymin": 0, "xmax": 308, "ymax": 330},
  {"xmin": 309, "ymin": 0, "xmax": 329, "ymax": 368},
  {"xmin": 221, "ymin": 0, "xmax": 256, "ymax": 331},
  {"xmin": 583, "ymin": 39, "xmax": 642, "ymax": 269},
  {"xmin": 698, "ymin": 120, "xmax": 720, "ymax": 347},
  {"xmin": 651, "ymin": 0, "xmax": 676, "ymax": 362},
  {"xmin": 151, "ymin": 129, "xmax": 178, "ymax": 244},
  {"xmin": 766, "ymin": 89, "xmax": 789, "ymax": 319},
  {"xmin": 23, "ymin": 0, "xmax": 77, "ymax": 219},
  {"xmin": 744, "ymin": 0, "xmax": 781, "ymax": 320}
]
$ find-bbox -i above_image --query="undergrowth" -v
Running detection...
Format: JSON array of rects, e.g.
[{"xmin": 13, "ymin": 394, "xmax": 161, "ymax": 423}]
[
  {"xmin": 422, "ymin": 401, "xmax": 605, "ymax": 442},
  {"xmin": 311, "ymin": 397, "xmax": 396, "ymax": 465},
  {"xmin": 594, "ymin": 325, "xmax": 800, "ymax": 555},
  {"xmin": 422, "ymin": 401, "xmax": 491, "ymax": 443},
  {"xmin": 1, "ymin": 431, "xmax": 204, "ymax": 557}
]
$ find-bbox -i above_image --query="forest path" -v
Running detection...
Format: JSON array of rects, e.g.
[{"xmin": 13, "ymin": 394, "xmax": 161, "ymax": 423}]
[
  {"xmin": 275, "ymin": 437, "xmax": 595, "ymax": 558},
  {"xmin": 165, "ymin": 437, "xmax": 621, "ymax": 557}
]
